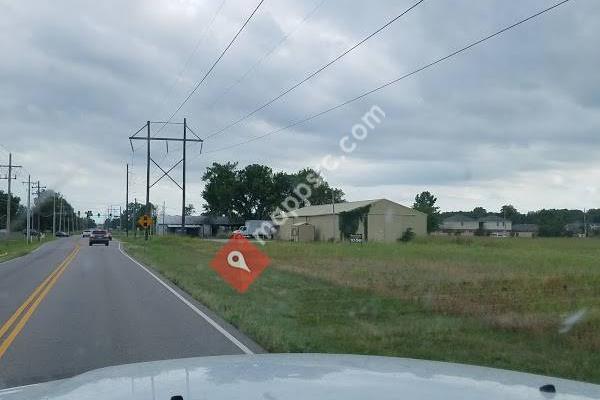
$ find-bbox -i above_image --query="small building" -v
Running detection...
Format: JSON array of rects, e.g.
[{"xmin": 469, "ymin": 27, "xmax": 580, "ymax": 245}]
[
  {"xmin": 291, "ymin": 222, "xmax": 315, "ymax": 242},
  {"xmin": 277, "ymin": 198, "xmax": 426, "ymax": 242},
  {"xmin": 512, "ymin": 224, "xmax": 539, "ymax": 238},
  {"xmin": 439, "ymin": 215, "xmax": 478, "ymax": 236},
  {"xmin": 156, "ymin": 215, "xmax": 239, "ymax": 237}
]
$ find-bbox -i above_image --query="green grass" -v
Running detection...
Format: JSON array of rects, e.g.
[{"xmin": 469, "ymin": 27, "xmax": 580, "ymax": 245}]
[
  {"xmin": 0, "ymin": 235, "xmax": 55, "ymax": 262},
  {"xmin": 121, "ymin": 235, "xmax": 600, "ymax": 383}
]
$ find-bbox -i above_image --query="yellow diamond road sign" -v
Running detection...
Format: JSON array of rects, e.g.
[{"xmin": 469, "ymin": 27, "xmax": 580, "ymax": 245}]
[{"xmin": 138, "ymin": 215, "xmax": 153, "ymax": 228}]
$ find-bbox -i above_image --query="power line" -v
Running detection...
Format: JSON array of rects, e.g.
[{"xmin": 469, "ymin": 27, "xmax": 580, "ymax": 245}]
[
  {"xmin": 202, "ymin": 0, "xmax": 426, "ymax": 141},
  {"xmin": 200, "ymin": 0, "xmax": 573, "ymax": 155},
  {"xmin": 205, "ymin": 0, "xmax": 328, "ymax": 111},
  {"xmin": 157, "ymin": 0, "xmax": 266, "ymax": 133},
  {"xmin": 154, "ymin": 0, "xmax": 228, "ymax": 118}
]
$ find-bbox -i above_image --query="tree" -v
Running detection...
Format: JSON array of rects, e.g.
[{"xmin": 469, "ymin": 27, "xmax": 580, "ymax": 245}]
[
  {"xmin": 500, "ymin": 204, "xmax": 518, "ymax": 220},
  {"xmin": 525, "ymin": 208, "xmax": 582, "ymax": 237},
  {"xmin": 413, "ymin": 191, "xmax": 440, "ymax": 233},
  {"xmin": 0, "ymin": 190, "xmax": 21, "ymax": 230},
  {"xmin": 201, "ymin": 162, "xmax": 240, "ymax": 218},
  {"xmin": 471, "ymin": 207, "xmax": 487, "ymax": 219},
  {"xmin": 201, "ymin": 162, "xmax": 345, "ymax": 220},
  {"xmin": 184, "ymin": 204, "xmax": 195, "ymax": 216},
  {"xmin": 84, "ymin": 211, "xmax": 97, "ymax": 229},
  {"xmin": 294, "ymin": 168, "xmax": 344, "ymax": 206},
  {"xmin": 235, "ymin": 164, "xmax": 275, "ymax": 220}
]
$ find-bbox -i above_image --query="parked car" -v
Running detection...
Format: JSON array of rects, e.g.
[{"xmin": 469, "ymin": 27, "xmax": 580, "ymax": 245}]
[
  {"xmin": 22, "ymin": 229, "xmax": 40, "ymax": 237},
  {"xmin": 55, "ymin": 231, "xmax": 69, "ymax": 237},
  {"xmin": 82, "ymin": 230, "xmax": 92, "ymax": 238},
  {"xmin": 89, "ymin": 230, "xmax": 110, "ymax": 246}
]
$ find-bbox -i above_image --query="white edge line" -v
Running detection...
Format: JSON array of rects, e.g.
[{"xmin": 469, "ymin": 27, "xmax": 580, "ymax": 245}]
[{"xmin": 117, "ymin": 241, "xmax": 254, "ymax": 355}]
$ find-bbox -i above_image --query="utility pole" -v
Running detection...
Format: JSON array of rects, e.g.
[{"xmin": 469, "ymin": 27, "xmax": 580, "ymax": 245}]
[
  {"xmin": 162, "ymin": 201, "xmax": 166, "ymax": 236},
  {"xmin": 145, "ymin": 121, "xmax": 150, "ymax": 240},
  {"xmin": 59, "ymin": 197, "xmax": 64, "ymax": 232},
  {"xmin": 21, "ymin": 175, "xmax": 31, "ymax": 243},
  {"xmin": 128, "ymin": 119, "xmax": 202, "ymax": 240},
  {"xmin": 52, "ymin": 193, "xmax": 56, "ymax": 236},
  {"xmin": 27, "ymin": 176, "xmax": 31, "ymax": 243},
  {"xmin": 133, "ymin": 198, "xmax": 137, "ymax": 238},
  {"xmin": 1, "ymin": 153, "xmax": 22, "ymax": 235},
  {"xmin": 331, "ymin": 190, "xmax": 335, "ymax": 242},
  {"xmin": 125, "ymin": 163, "xmax": 129, "ymax": 236},
  {"xmin": 32, "ymin": 181, "xmax": 46, "ymax": 239},
  {"xmin": 584, "ymin": 208, "xmax": 588, "ymax": 238},
  {"xmin": 182, "ymin": 117, "xmax": 187, "ymax": 232}
]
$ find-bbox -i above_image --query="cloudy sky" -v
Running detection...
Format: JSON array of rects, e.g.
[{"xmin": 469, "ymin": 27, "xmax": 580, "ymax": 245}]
[{"xmin": 1, "ymin": 0, "xmax": 598, "ymax": 217}]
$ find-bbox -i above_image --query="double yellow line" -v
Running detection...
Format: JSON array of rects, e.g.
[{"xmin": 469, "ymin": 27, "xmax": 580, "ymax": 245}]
[{"xmin": 0, "ymin": 245, "xmax": 80, "ymax": 360}]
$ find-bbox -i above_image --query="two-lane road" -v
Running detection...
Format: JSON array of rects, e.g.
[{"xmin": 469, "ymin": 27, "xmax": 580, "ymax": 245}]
[{"xmin": 0, "ymin": 237, "xmax": 261, "ymax": 389}]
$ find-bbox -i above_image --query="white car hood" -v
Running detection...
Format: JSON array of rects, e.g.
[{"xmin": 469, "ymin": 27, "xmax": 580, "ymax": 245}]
[{"xmin": 0, "ymin": 354, "xmax": 598, "ymax": 400}]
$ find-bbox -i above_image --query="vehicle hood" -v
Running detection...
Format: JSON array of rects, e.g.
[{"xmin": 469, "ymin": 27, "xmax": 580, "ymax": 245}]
[{"xmin": 0, "ymin": 354, "xmax": 598, "ymax": 400}]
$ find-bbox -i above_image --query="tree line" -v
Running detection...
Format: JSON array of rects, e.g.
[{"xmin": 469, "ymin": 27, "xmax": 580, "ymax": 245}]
[
  {"xmin": 413, "ymin": 191, "xmax": 600, "ymax": 237},
  {"xmin": 0, "ymin": 189, "xmax": 89, "ymax": 234}
]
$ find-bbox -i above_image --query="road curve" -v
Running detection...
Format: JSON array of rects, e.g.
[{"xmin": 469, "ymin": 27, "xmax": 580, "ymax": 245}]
[{"xmin": 0, "ymin": 237, "xmax": 261, "ymax": 389}]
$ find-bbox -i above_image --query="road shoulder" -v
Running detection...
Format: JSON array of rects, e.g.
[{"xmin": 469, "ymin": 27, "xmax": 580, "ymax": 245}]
[{"xmin": 116, "ymin": 240, "xmax": 265, "ymax": 355}]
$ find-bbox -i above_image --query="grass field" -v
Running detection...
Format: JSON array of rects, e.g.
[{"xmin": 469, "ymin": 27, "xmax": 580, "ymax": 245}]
[
  {"xmin": 0, "ymin": 235, "xmax": 54, "ymax": 262},
  {"xmin": 121, "ymin": 235, "xmax": 600, "ymax": 383}
]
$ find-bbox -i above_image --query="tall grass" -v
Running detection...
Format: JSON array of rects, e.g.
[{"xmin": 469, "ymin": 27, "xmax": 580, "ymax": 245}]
[{"xmin": 122, "ymin": 235, "xmax": 600, "ymax": 383}]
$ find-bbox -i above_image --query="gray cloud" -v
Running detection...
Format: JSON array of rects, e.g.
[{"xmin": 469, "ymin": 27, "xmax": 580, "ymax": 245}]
[{"xmin": 0, "ymin": 0, "xmax": 598, "ymax": 215}]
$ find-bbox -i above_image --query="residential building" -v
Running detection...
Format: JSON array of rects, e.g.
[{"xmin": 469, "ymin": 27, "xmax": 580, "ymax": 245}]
[
  {"xmin": 478, "ymin": 215, "xmax": 512, "ymax": 234},
  {"xmin": 439, "ymin": 215, "xmax": 478, "ymax": 235},
  {"xmin": 439, "ymin": 214, "xmax": 512, "ymax": 236}
]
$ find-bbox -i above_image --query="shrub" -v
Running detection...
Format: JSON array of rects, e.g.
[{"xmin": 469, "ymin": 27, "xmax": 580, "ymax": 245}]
[{"xmin": 399, "ymin": 228, "xmax": 415, "ymax": 242}]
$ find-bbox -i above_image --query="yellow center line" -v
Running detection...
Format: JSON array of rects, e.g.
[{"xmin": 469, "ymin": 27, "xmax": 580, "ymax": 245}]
[
  {"xmin": 0, "ymin": 245, "xmax": 80, "ymax": 360},
  {"xmin": 0, "ymin": 256, "xmax": 67, "ymax": 340}
]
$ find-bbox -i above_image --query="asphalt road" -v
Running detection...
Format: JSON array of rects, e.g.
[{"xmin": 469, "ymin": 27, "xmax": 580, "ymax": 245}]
[{"xmin": 0, "ymin": 237, "xmax": 261, "ymax": 389}]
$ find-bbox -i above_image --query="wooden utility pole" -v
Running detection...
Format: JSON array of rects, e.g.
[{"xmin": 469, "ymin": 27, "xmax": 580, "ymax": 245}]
[
  {"xmin": 32, "ymin": 181, "xmax": 46, "ymax": 239},
  {"xmin": 59, "ymin": 197, "xmax": 63, "ymax": 232},
  {"xmin": 133, "ymin": 198, "xmax": 137, "ymax": 238},
  {"xmin": 21, "ymin": 175, "xmax": 31, "ymax": 243},
  {"xmin": 331, "ymin": 190, "xmax": 336, "ymax": 242},
  {"xmin": 125, "ymin": 163, "xmax": 129, "ymax": 237},
  {"xmin": 1, "ymin": 153, "xmax": 22, "ymax": 235},
  {"xmin": 52, "ymin": 193, "xmax": 56, "ymax": 236}
]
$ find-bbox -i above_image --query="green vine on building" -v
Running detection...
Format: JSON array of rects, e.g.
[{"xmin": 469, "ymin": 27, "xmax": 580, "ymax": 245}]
[{"xmin": 338, "ymin": 205, "xmax": 370, "ymax": 240}]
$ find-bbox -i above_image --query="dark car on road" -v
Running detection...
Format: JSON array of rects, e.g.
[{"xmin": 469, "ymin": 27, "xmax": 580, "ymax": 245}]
[
  {"xmin": 55, "ymin": 231, "xmax": 69, "ymax": 237},
  {"xmin": 89, "ymin": 230, "xmax": 110, "ymax": 246}
]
